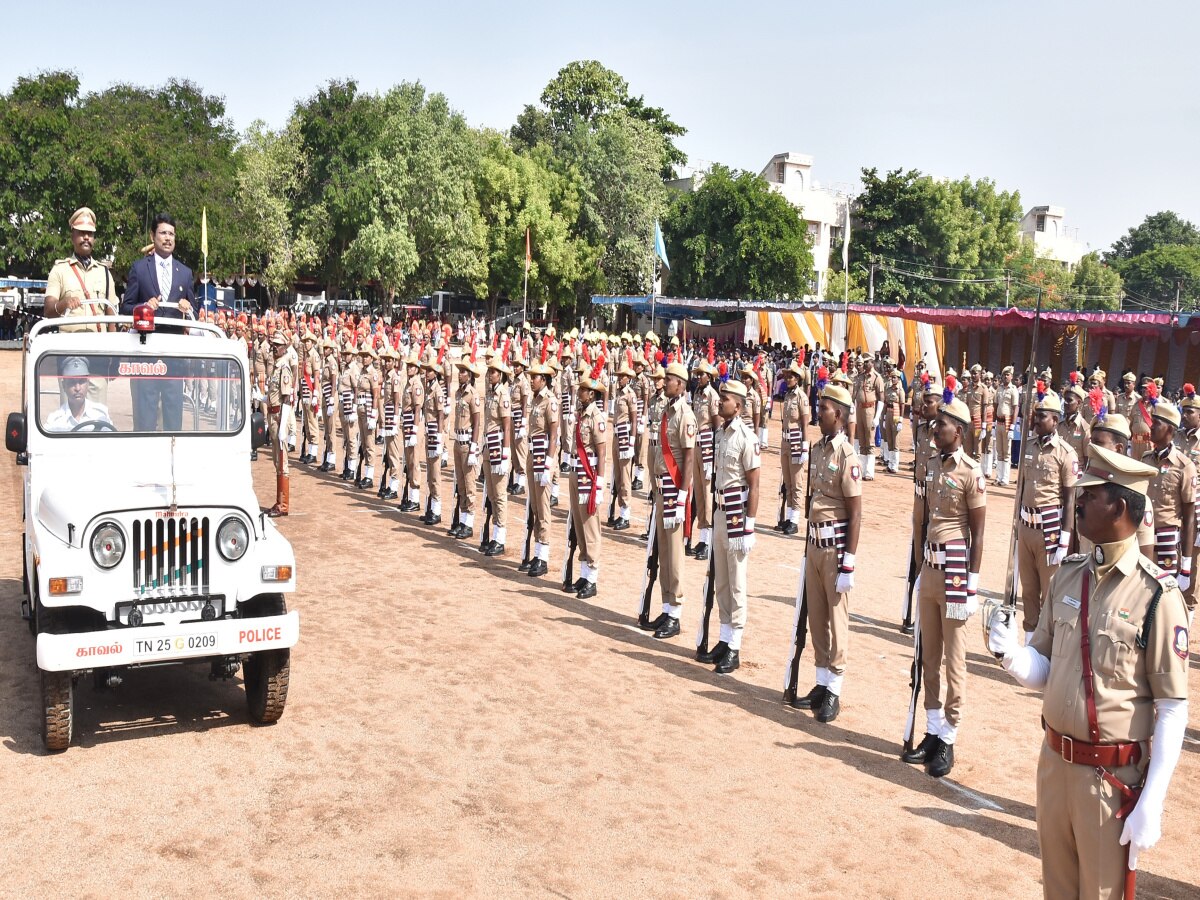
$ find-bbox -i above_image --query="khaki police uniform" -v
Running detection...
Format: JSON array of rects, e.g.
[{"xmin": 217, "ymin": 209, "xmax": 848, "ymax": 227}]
[
  {"xmin": 1142, "ymin": 443, "xmax": 1197, "ymax": 577},
  {"xmin": 46, "ymin": 248, "xmax": 117, "ymax": 403},
  {"xmin": 652, "ymin": 394, "xmax": 697, "ymax": 615},
  {"xmin": 805, "ymin": 432, "xmax": 861, "ymax": 684},
  {"xmin": 692, "ymin": 380, "xmax": 721, "ymax": 544},
  {"xmin": 298, "ymin": 341, "xmax": 321, "ymax": 457},
  {"xmin": 1017, "ymin": 434, "xmax": 1079, "ymax": 632},
  {"xmin": 401, "ymin": 364, "xmax": 424, "ymax": 502},
  {"xmin": 423, "ymin": 370, "xmax": 445, "ymax": 517},
  {"xmin": 634, "ymin": 366, "xmax": 652, "ymax": 486},
  {"xmin": 918, "ymin": 447, "xmax": 986, "ymax": 737},
  {"xmin": 1030, "ymin": 538, "xmax": 1188, "ymax": 899},
  {"xmin": 1175, "ymin": 427, "xmax": 1200, "ymax": 611},
  {"xmin": 510, "ymin": 368, "xmax": 532, "ymax": 491},
  {"xmin": 993, "ymin": 379, "xmax": 1021, "ymax": 483},
  {"xmin": 1123, "ymin": 391, "xmax": 1153, "ymax": 455},
  {"xmin": 320, "ymin": 344, "xmax": 340, "ymax": 469},
  {"xmin": 484, "ymin": 380, "xmax": 512, "ymax": 544},
  {"xmin": 356, "ymin": 356, "xmax": 381, "ymax": 484},
  {"xmin": 267, "ymin": 345, "xmax": 295, "ymax": 478},
  {"xmin": 965, "ymin": 377, "xmax": 988, "ymax": 459},
  {"xmin": 569, "ymin": 398, "xmax": 608, "ymax": 585},
  {"xmin": 338, "ymin": 356, "xmax": 361, "ymax": 478},
  {"xmin": 713, "ymin": 414, "xmax": 761, "ymax": 650},
  {"xmin": 780, "ymin": 384, "xmax": 809, "ymax": 524},
  {"xmin": 881, "ymin": 373, "xmax": 904, "ymax": 470},
  {"xmin": 526, "ymin": 384, "xmax": 559, "ymax": 564},
  {"xmin": 1057, "ymin": 409, "xmax": 1092, "ymax": 462},
  {"xmin": 381, "ymin": 360, "xmax": 403, "ymax": 496},
  {"xmin": 452, "ymin": 377, "xmax": 484, "ymax": 532},
  {"xmin": 853, "ymin": 367, "xmax": 885, "ymax": 466}
]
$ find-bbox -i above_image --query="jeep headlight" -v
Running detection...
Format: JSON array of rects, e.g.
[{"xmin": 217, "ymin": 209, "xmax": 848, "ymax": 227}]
[
  {"xmin": 90, "ymin": 522, "xmax": 125, "ymax": 569},
  {"xmin": 217, "ymin": 517, "xmax": 249, "ymax": 561}
]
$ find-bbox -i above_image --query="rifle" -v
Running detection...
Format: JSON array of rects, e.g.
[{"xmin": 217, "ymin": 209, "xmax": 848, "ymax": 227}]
[
  {"xmin": 899, "ymin": 471, "xmax": 929, "ymax": 633},
  {"xmin": 480, "ymin": 494, "xmax": 493, "ymax": 552},
  {"xmin": 694, "ymin": 467, "xmax": 719, "ymax": 656},
  {"xmin": 560, "ymin": 510, "xmax": 578, "ymax": 591},
  {"xmin": 451, "ymin": 483, "xmax": 460, "ymax": 533},
  {"xmin": 781, "ymin": 435, "xmax": 817, "ymax": 703},
  {"xmin": 777, "ymin": 481, "xmax": 787, "ymax": 530},
  {"xmin": 376, "ymin": 445, "xmax": 391, "ymax": 498},
  {"xmin": 638, "ymin": 499, "xmax": 660, "ymax": 627},
  {"xmin": 901, "ymin": 574, "xmax": 925, "ymax": 754},
  {"xmin": 520, "ymin": 490, "xmax": 534, "ymax": 568}
]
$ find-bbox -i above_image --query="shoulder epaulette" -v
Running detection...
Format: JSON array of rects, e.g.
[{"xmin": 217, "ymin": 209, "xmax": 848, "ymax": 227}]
[{"xmin": 1063, "ymin": 552, "xmax": 1087, "ymax": 563}]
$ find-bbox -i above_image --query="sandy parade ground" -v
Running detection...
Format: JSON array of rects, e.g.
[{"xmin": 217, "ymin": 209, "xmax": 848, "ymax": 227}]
[{"xmin": 1, "ymin": 348, "xmax": 1199, "ymax": 899}]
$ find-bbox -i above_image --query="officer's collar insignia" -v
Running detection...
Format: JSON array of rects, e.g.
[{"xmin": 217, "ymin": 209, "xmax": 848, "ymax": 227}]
[{"xmin": 1093, "ymin": 546, "xmax": 1105, "ymax": 565}]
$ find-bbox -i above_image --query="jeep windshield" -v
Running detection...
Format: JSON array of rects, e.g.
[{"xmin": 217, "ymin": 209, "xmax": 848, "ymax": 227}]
[{"xmin": 34, "ymin": 352, "xmax": 245, "ymax": 436}]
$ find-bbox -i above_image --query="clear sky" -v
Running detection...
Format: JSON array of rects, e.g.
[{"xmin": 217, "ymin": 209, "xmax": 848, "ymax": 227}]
[{"xmin": 4, "ymin": 0, "xmax": 1196, "ymax": 251}]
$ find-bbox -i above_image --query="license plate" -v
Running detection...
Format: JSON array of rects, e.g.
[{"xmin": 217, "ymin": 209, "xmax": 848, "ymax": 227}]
[{"xmin": 132, "ymin": 633, "xmax": 218, "ymax": 659}]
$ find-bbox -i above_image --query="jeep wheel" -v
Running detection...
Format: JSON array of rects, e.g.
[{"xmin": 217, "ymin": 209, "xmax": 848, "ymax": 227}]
[
  {"xmin": 42, "ymin": 670, "xmax": 73, "ymax": 752},
  {"xmin": 245, "ymin": 649, "xmax": 290, "ymax": 724}
]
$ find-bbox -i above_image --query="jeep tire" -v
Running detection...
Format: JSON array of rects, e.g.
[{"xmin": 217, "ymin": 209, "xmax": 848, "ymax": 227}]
[
  {"xmin": 42, "ymin": 670, "xmax": 73, "ymax": 752},
  {"xmin": 245, "ymin": 648, "xmax": 290, "ymax": 724}
]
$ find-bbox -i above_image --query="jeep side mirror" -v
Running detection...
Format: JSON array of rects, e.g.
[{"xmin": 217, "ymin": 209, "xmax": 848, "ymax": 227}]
[
  {"xmin": 250, "ymin": 411, "xmax": 267, "ymax": 449},
  {"xmin": 6, "ymin": 412, "xmax": 26, "ymax": 454}
]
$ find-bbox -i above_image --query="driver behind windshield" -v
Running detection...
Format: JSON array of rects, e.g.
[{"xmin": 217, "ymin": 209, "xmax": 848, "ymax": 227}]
[{"xmin": 45, "ymin": 356, "xmax": 112, "ymax": 432}]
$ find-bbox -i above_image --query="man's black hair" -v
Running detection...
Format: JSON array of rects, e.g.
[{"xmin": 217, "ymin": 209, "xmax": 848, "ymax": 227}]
[
  {"xmin": 151, "ymin": 213, "xmax": 176, "ymax": 234},
  {"xmin": 1103, "ymin": 482, "xmax": 1146, "ymax": 526}
]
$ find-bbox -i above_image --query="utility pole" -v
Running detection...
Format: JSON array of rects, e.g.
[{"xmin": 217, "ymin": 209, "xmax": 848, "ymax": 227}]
[
  {"xmin": 868, "ymin": 261, "xmax": 875, "ymax": 302},
  {"xmin": 1175, "ymin": 279, "xmax": 1182, "ymax": 313}
]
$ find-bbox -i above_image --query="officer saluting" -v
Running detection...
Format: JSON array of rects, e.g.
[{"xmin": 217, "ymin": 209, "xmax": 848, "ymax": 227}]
[{"xmin": 988, "ymin": 443, "xmax": 1190, "ymax": 899}]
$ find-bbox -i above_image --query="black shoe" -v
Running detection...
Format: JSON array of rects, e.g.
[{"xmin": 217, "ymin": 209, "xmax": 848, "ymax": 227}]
[
  {"xmin": 639, "ymin": 612, "xmax": 668, "ymax": 632},
  {"xmin": 560, "ymin": 462, "xmax": 571, "ymax": 474},
  {"xmin": 518, "ymin": 558, "xmax": 532, "ymax": 571},
  {"xmin": 550, "ymin": 496, "xmax": 559, "ymax": 507},
  {"xmin": 815, "ymin": 692, "xmax": 841, "ymax": 723},
  {"xmin": 632, "ymin": 478, "xmax": 643, "ymax": 492},
  {"xmin": 606, "ymin": 516, "xmax": 616, "ymax": 527},
  {"xmin": 773, "ymin": 521, "xmax": 785, "ymax": 532},
  {"xmin": 638, "ymin": 531, "xmax": 650, "ymax": 541},
  {"xmin": 927, "ymin": 740, "xmax": 953, "ymax": 778},
  {"xmin": 715, "ymin": 649, "xmax": 740, "ymax": 674},
  {"xmin": 448, "ymin": 523, "xmax": 463, "ymax": 537},
  {"xmin": 424, "ymin": 515, "xmax": 441, "ymax": 527},
  {"xmin": 250, "ymin": 449, "xmax": 259, "ymax": 461},
  {"xmin": 527, "ymin": 559, "xmax": 547, "ymax": 577},
  {"xmin": 381, "ymin": 489, "xmax": 398, "ymax": 501},
  {"xmin": 781, "ymin": 522, "xmax": 798, "ymax": 536},
  {"xmin": 507, "ymin": 483, "xmax": 518, "ymax": 495},
  {"xmin": 484, "ymin": 543, "xmax": 505, "ymax": 557},
  {"xmin": 341, "ymin": 467, "xmax": 353, "ymax": 481},
  {"xmin": 653, "ymin": 617, "xmax": 680, "ymax": 639},
  {"xmin": 576, "ymin": 581, "xmax": 597, "ymax": 599},
  {"xmin": 684, "ymin": 543, "xmax": 693, "ymax": 556},
  {"xmin": 901, "ymin": 733, "xmax": 940, "ymax": 765},
  {"xmin": 441, "ymin": 458, "xmax": 449, "ymax": 469},
  {"xmin": 358, "ymin": 478, "xmax": 374, "ymax": 491},
  {"xmin": 318, "ymin": 461, "xmax": 334, "ymax": 472},
  {"xmin": 900, "ymin": 623, "xmax": 915, "ymax": 636},
  {"xmin": 457, "ymin": 527, "xmax": 473, "ymax": 540},
  {"xmin": 696, "ymin": 640, "xmax": 728, "ymax": 664},
  {"xmin": 789, "ymin": 684, "xmax": 827, "ymax": 711},
  {"xmin": 692, "ymin": 543, "xmax": 709, "ymax": 561},
  {"xmin": 612, "ymin": 518, "xmax": 629, "ymax": 531},
  {"xmin": 399, "ymin": 500, "xmax": 419, "ymax": 512},
  {"xmin": 374, "ymin": 435, "xmax": 383, "ymax": 445}
]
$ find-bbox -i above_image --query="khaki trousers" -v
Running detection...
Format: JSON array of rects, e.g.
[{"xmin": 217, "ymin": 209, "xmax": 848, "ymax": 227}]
[
  {"xmin": 529, "ymin": 470, "xmax": 552, "ymax": 544},
  {"xmin": 917, "ymin": 563, "xmax": 968, "ymax": 728},
  {"xmin": 486, "ymin": 462, "xmax": 507, "ymax": 528},
  {"xmin": 322, "ymin": 402, "xmax": 338, "ymax": 461},
  {"xmin": 855, "ymin": 409, "xmax": 877, "ymax": 457},
  {"xmin": 385, "ymin": 435, "xmax": 401, "ymax": 480},
  {"xmin": 612, "ymin": 439, "xmax": 632, "ymax": 511},
  {"xmin": 780, "ymin": 444, "xmax": 804, "ymax": 511},
  {"xmin": 302, "ymin": 401, "xmax": 319, "ymax": 447},
  {"xmin": 454, "ymin": 441, "xmax": 477, "ymax": 516},
  {"xmin": 426, "ymin": 442, "xmax": 441, "ymax": 502},
  {"xmin": 805, "ymin": 542, "xmax": 850, "ymax": 675},
  {"xmin": 713, "ymin": 515, "xmax": 749, "ymax": 629},
  {"xmin": 341, "ymin": 414, "xmax": 359, "ymax": 470},
  {"xmin": 569, "ymin": 474, "xmax": 602, "ymax": 566},
  {"xmin": 1037, "ymin": 741, "xmax": 1143, "ymax": 900},
  {"xmin": 357, "ymin": 409, "xmax": 374, "ymax": 469},
  {"xmin": 1017, "ymin": 521, "xmax": 1057, "ymax": 633},
  {"xmin": 654, "ymin": 491, "xmax": 686, "ymax": 606},
  {"xmin": 269, "ymin": 409, "xmax": 294, "ymax": 477},
  {"xmin": 692, "ymin": 451, "xmax": 713, "ymax": 529}
]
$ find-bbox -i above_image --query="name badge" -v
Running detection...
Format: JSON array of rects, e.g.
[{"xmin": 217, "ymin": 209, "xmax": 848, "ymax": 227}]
[{"xmin": 1063, "ymin": 596, "xmax": 1081, "ymax": 610}]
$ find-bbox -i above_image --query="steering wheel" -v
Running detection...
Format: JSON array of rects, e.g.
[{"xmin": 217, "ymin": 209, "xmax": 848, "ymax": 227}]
[{"xmin": 71, "ymin": 420, "xmax": 117, "ymax": 433}]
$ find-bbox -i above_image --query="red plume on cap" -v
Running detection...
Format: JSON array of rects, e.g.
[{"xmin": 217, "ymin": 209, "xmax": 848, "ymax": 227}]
[
  {"xmin": 490, "ymin": 332, "xmax": 498, "ymax": 351},
  {"xmin": 840, "ymin": 352, "xmax": 848, "ymax": 373},
  {"xmin": 1088, "ymin": 385, "xmax": 1104, "ymax": 417},
  {"xmin": 1035, "ymin": 379, "xmax": 1046, "ymax": 401},
  {"xmin": 816, "ymin": 366, "xmax": 829, "ymax": 391},
  {"xmin": 717, "ymin": 360, "xmax": 728, "ymax": 378},
  {"xmin": 437, "ymin": 343, "xmax": 447, "ymax": 365},
  {"xmin": 540, "ymin": 335, "xmax": 551, "ymax": 364},
  {"xmin": 589, "ymin": 355, "xmax": 606, "ymax": 383},
  {"xmin": 655, "ymin": 348, "xmax": 665, "ymax": 364},
  {"xmin": 644, "ymin": 340, "xmax": 652, "ymax": 360},
  {"xmin": 706, "ymin": 338, "xmax": 716, "ymax": 366},
  {"xmin": 1070, "ymin": 371, "xmax": 1080, "ymax": 386},
  {"xmin": 523, "ymin": 336, "xmax": 530, "ymax": 358},
  {"xmin": 1145, "ymin": 381, "xmax": 1159, "ymax": 404},
  {"xmin": 418, "ymin": 339, "xmax": 427, "ymax": 359},
  {"xmin": 582, "ymin": 342, "xmax": 592, "ymax": 364},
  {"xmin": 1185, "ymin": 383, "xmax": 1196, "ymax": 399},
  {"xmin": 798, "ymin": 348, "xmax": 807, "ymax": 366},
  {"xmin": 921, "ymin": 371, "xmax": 930, "ymax": 388},
  {"xmin": 946, "ymin": 374, "xmax": 958, "ymax": 394},
  {"xmin": 500, "ymin": 336, "xmax": 511, "ymax": 363},
  {"xmin": 442, "ymin": 323, "xmax": 452, "ymax": 338}
]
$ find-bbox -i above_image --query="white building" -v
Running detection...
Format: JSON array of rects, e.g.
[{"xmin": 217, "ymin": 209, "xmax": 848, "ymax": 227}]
[
  {"xmin": 759, "ymin": 152, "xmax": 850, "ymax": 299},
  {"xmin": 1018, "ymin": 205, "xmax": 1088, "ymax": 268}
]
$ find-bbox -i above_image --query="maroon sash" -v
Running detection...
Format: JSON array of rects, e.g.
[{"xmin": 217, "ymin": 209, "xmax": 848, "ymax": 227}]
[
  {"xmin": 660, "ymin": 412, "xmax": 692, "ymax": 539},
  {"xmin": 576, "ymin": 421, "xmax": 599, "ymax": 516}
]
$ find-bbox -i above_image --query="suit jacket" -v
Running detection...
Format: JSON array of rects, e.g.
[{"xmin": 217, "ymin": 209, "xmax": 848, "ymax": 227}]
[{"xmin": 121, "ymin": 253, "xmax": 196, "ymax": 319}]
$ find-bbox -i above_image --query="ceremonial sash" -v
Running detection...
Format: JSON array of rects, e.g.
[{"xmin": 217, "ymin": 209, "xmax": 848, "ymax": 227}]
[
  {"xmin": 941, "ymin": 539, "xmax": 970, "ymax": 617},
  {"xmin": 425, "ymin": 417, "xmax": 440, "ymax": 458},
  {"xmin": 1155, "ymin": 526, "xmax": 1181, "ymax": 574},
  {"xmin": 788, "ymin": 428, "xmax": 802, "ymax": 465},
  {"xmin": 402, "ymin": 409, "xmax": 415, "ymax": 440},
  {"xmin": 576, "ymin": 421, "xmax": 599, "ymax": 515},
  {"xmin": 300, "ymin": 367, "xmax": 313, "ymax": 400},
  {"xmin": 616, "ymin": 421, "xmax": 632, "ymax": 455},
  {"xmin": 512, "ymin": 404, "xmax": 524, "ymax": 431},
  {"xmin": 487, "ymin": 429, "xmax": 504, "ymax": 470},
  {"xmin": 699, "ymin": 427, "xmax": 714, "ymax": 466},
  {"xmin": 807, "ymin": 518, "xmax": 847, "ymax": 551},
  {"xmin": 322, "ymin": 380, "xmax": 333, "ymax": 405},
  {"xmin": 1038, "ymin": 506, "xmax": 1063, "ymax": 562},
  {"xmin": 383, "ymin": 401, "xmax": 396, "ymax": 434},
  {"xmin": 531, "ymin": 433, "xmax": 549, "ymax": 479},
  {"xmin": 660, "ymin": 412, "xmax": 692, "ymax": 539},
  {"xmin": 340, "ymin": 389, "xmax": 354, "ymax": 417},
  {"xmin": 721, "ymin": 485, "xmax": 751, "ymax": 552},
  {"xmin": 1137, "ymin": 400, "xmax": 1153, "ymax": 430}
]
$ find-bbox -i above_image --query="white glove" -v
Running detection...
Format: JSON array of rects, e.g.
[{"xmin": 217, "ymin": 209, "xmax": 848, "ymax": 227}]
[
  {"xmin": 467, "ymin": 451, "xmax": 478, "ymax": 467},
  {"xmin": 1179, "ymin": 561, "xmax": 1192, "ymax": 592},
  {"xmin": 798, "ymin": 450, "xmax": 809, "ymax": 465},
  {"xmin": 1121, "ymin": 698, "xmax": 1188, "ymax": 870},
  {"xmin": 835, "ymin": 552, "xmax": 855, "ymax": 593},
  {"xmin": 367, "ymin": 411, "xmax": 377, "ymax": 432},
  {"xmin": 743, "ymin": 517, "xmax": 756, "ymax": 553},
  {"xmin": 326, "ymin": 404, "xmax": 335, "ymax": 418},
  {"xmin": 758, "ymin": 426, "xmax": 769, "ymax": 446},
  {"xmin": 430, "ymin": 438, "xmax": 443, "ymax": 458},
  {"xmin": 637, "ymin": 421, "xmax": 646, "ymax": 435},
  {"xmin": 594, "ymin": 477, "xmax": 605, "ymax": 506},
  {"xmin": 964, "ymin": 572, "xmax": 980, "ymax": 617},
  {"xmin": 405, "ymin": 433, "xmax": 417, "ymax": 447},
  {"xmin": 516, "ymin": 426, "xmax": 527, "ymax": 439},
  {"xmin": 871, "ymin": 415, "xmax": 881, "ymax": 430},
  {"xmin": 897, "ymin": 418, "xmax": 903, "ymax": 433},
  {"xmin": 537, "ymin": 470, "xmax": 551, "ymax": 487},
  {"xmin": 252, "ymin": 387, "xmax": 266, "ymax": 404},
  {"xmin": 443, "ymin": 402, "xmax": 451, "ymax": 415},
  {"xmin": 703, "ymin": 463, "xmax": 713, "ymax": 479},
  {"xmin": 987, "ymin": 607, "xmax": 1018, "ymax": 658},
  {"xmin": 310, "ymin": 396, "xmax": 319, "ymax": 409},
  {"xmin": 280, "ymin": 403, "xmax": 293, "ymax": 424}
]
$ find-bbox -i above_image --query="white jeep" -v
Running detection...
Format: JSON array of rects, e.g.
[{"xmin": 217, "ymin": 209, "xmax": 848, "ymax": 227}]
[{"xmin": 7, "ymin": 307, "xmax": 300, "ymax": 751}]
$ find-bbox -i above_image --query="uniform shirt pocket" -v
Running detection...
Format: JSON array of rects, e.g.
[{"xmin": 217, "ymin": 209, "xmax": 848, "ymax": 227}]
[
  {"xmin": 1094, "ymin": 616, "xmax": 1140, "ymax": 688},
  {"xmin": 1051, "ymin": 600, "xmax": 1081, "ymax": 657}
]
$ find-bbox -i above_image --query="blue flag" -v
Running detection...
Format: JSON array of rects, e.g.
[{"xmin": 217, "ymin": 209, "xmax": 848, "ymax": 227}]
[{"xmin": 653, "ymin": 220, "xmax": 670, "ymax": 270}]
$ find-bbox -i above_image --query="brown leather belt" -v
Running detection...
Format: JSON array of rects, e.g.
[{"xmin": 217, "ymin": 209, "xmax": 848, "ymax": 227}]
[
  {"xmin": 1045, "ymin": 724, "xmax": 1141, "ymax": 768},
  {"xmin": 269, "ymin": 405, "xmax": 281, "ymax": 414}
]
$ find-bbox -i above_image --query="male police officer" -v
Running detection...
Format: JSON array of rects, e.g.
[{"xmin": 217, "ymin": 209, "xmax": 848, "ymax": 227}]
[
  {"xmin": 266, "ymin": 332, "xmax": 295, "ymax": 517},
  {"xmin": 989, "ymin": 443, "xmax": 1189, "ymax": 899}
]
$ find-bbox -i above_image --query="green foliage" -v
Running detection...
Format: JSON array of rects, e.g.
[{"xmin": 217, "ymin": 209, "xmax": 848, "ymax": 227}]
[
  {"xmin": 1116, "ymin": 244, "xmax": 1200, "ymax": 309},
  {"xmin": 663, "ymin": 165, "xmax": 814, "ymax": 300},
  {"xmin": 851, "ymin": 167, "xmax": 1022, "ymax": 306},
  {"xmin": 823, "ymin": 269, "xmax": 866, "ymax": 303},
  {"xmin": 1107, "ymin": 211, "xmax": 1200, "ymax": 262},
  {"xmin": 1070, "ymin": 252, "xmax": 1123, "ymax": 310}
]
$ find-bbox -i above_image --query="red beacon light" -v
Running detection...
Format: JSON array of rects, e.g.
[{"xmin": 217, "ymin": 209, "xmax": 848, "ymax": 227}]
[{"xmin": 132, "ymin": 304, "xmax": 155, "ymax": 339}]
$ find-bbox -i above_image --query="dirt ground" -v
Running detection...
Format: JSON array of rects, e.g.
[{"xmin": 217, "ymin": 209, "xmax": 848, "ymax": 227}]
[{"xmin": 2, "ymin": 350, "xmax": 1198, "ymax": 899}]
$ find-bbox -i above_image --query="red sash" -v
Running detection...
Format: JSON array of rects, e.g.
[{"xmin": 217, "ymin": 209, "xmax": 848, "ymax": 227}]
[
  {"xmin": 576, "ymin": 420, "xmax": 599, "ymax": 515},
  {"xmin": 1137, "ymin": 399, "xmax": 1153, "ymax": 429},
  {"xmin": 660, "ymin": 409, "xmax": 693, "ymax": 539}
]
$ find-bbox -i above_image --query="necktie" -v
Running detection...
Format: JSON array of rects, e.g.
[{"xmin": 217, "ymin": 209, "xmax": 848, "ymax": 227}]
[{"xmin": 159, "ymin": 259, "xmax": 171, "ymax": 302}]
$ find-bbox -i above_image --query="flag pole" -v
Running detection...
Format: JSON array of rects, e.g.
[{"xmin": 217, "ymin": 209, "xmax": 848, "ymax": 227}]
[{"xmin": 522, "ymin": 226, "xmax": 530, "ymax": 327}]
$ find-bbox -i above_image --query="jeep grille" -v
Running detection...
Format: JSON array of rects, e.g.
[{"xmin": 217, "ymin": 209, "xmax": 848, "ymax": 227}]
[{"xmin": 133, "ymin": 517, "xmax": 210, "ymax": 595}]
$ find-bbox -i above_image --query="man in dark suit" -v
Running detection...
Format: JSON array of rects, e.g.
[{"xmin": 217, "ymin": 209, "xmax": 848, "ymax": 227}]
[{"xmin": 121, "ymin": 213, "xmax": 196, "ymax": 431}]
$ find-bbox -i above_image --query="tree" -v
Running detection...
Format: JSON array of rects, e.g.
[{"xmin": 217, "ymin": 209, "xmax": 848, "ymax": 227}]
[
  {"xmin": 1069, "ymin": 252, "xmax": 1123, "ymax": 310},
  {"xmin": 663, "ymin": 164, "xmax": 814, "ymax": 300},
  {"xmin": 1005, "ymin": 240, "xmax": 1075, "ymax": 310},
  {"xmin": 850, "ymin": 167, "xmax": 1022, "ymax": 306},
  {"xmin": 823, "ymin": 269, "xmax": 866, "ymax": 303},
  {"xmin": 1107, "ymin": 211, "xmax": 1200, "ymax": 262},
  {"xmin": 236, "ymin": 121, "xmax": 318, "ymax": 305},
  {"xmin": 1116, "ymin": 244, "xmax": 1200, "ymax": 309}
]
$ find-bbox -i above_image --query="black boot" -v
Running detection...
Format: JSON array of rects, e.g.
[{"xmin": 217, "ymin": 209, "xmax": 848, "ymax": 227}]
[
  {"xmin": 781, "ymin": 522, "xmax": 798, "ymax": 536},
  {"xmin": 696, "ymin": 641, "xmax": 728, "ymax": 664},
  {"xmin": 576, "ymin": 581, "xmax": 597, "ymax": 599},
  {"xmin": 901, "ymin": 733, "xmax": 940, "ymax": 765},
  {"xmin": 527, "ymin": 559, "xmax": 547, "ymax": 577},
  {"xmin": 715, "ymin": 649, "xmax": 740, "ymax": 674},
  {"xmin": 692, "ymin": 543, "xmax": 709, "ymax": 561},
  {"xmin": 789, "ymin": 684, "xmax": 827, "ymax": 711},
  {"xmin": 815, "ymin": 691, "xmax": 841, "ymax": 723},
  {"xmin": 927, "ymin": 740, "xmax": 954, "ymax": 778},
  {"xmin": 653, "ymin": 617, "xmax": 680, "ymax": 640},
  {"xmin": 639, "ymin": 612, "xmax": 668, "ymax": 632}
]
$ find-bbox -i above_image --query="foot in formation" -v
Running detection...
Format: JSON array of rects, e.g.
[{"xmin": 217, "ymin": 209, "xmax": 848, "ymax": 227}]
[
  {"xmin": 790, "ymin": 684, "xmax": 826, "ymax": 711},
  {"xmin": 639, "ymin": 612, "xmax": 667, "ymax": 632},
  {"xmin": 901, "ymin": 733, "xmax": 953, "ymax": 777},
  {"xmin": 691, "ymin": 542, "xmax": 709, "ymax": 560},
  {"xmin": 696, "ymin": 640, "xmax": 728, "ymax": 664},
  {"xmin": 653, "ymin": 616, "xmax": 680, "ymax": 640},
  {"xmin": 526, "ymin": 559, "xmax": 547, "ymax": 577},
  {"xmin": 576, "ymin": 581, "xmax": 597, "ymax": 599}
]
